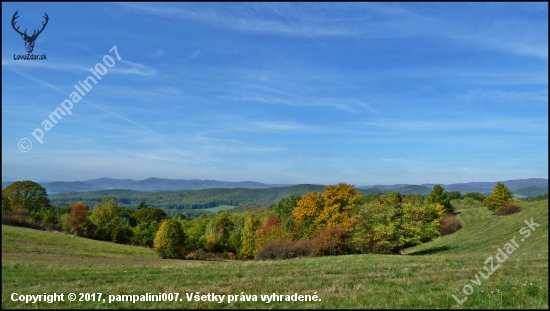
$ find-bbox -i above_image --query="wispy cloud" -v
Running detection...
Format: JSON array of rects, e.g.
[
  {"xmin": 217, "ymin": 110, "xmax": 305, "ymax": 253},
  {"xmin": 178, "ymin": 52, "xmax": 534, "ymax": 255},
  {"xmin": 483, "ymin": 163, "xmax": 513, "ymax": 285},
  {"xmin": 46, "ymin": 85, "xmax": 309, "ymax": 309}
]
[
  {"xmin": 252, "ymin": 121, "xmax": 319, "ymax": 132},
  {"xmin": 112, "ymin": 60, "xmax": 156, "ymax": 76},
  {"xmin": 362, "ymin": 117, "xmax": 547, "ymax": 133},
  {"xmin": 187, "ymin": 49, "xmax": 200, "ymax": 60},
  {"xmin": 2, "ymin": 58, "xmax": 157, "ymax": 77}
]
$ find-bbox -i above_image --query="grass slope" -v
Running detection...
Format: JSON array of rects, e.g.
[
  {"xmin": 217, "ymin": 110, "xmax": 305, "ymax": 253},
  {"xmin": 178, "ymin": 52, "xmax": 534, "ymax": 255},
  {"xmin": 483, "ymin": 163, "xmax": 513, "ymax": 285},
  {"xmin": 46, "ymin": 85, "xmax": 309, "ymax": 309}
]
[{"xmin": 2, "ymin": 200, "xmax": 548, "ymax": 309}]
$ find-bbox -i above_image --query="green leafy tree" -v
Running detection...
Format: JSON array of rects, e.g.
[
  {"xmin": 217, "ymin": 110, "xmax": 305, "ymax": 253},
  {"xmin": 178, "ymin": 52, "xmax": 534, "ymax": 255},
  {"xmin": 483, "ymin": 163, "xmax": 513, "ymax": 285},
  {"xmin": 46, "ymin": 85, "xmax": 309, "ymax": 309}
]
[
  {"xmin": 132, "ymin": 221, "xmax": 158, "ymax": 247},
  {"xmin": 353, "ymin": 193, "xmax": 403, "ymax": 254},
  {"xmin": 89, "ymin": 196, "xmax": 132, "ymax": 242},
  {"xmin": 485, "ymin": 182, "xmax": 514, "ymax": 212},
  {"xmin": 133, "ymin": 207, "xmax": 167, "ymax": 224},
  {"xmin": 2, "ymin": 180, "xmax": 52, "ymax": 213},
  {"xmin": 447, "ymin": 191, "xmax": 462, "ymax": 200},
  {"xmin": 181, "ymin": 212, "xmax": 214, "ymax": 251},
  {"xmin": 352, "ymin": 192, "xmax": 439, "ymax": 254},
  {"xmin": 213, "ymin": 212, "xmax": 235, "ymax": 252},
  {"xmin": 426, "ymin": 185, "xmax": 452, "ymax": 214},
  {"xmin": 463, "ymin": 192, "xmax": 486, "ymax": 202},
  {"xmin": 2, "ymin": 194, "xmax": 12, "ymax": 214},
  {"xmin": 273, "ymin": 194, "xmax": 301, "ymax": 220},
  {"xmin": 153, "ymin": 219, "xmax": 187, "ymax": 259},
  {"xmin": 137, "ymin": 201, "xmax": 148, "ymax": 209}
]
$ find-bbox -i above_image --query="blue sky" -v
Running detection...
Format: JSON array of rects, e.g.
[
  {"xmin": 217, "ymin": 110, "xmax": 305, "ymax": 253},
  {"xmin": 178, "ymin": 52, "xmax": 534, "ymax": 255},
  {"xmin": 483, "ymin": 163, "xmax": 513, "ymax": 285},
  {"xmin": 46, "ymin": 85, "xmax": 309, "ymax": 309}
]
[{"xmin": 2, "ymin": 2, "xmax": 548, "ymax": 185}]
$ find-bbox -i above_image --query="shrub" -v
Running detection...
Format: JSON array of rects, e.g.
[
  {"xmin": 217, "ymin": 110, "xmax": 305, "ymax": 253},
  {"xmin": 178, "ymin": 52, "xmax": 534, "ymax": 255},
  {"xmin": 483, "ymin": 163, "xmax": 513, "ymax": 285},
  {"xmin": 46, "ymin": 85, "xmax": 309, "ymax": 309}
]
[
  {"xmin": 311, "ymin": 227, "xmax": 352, "ymax": 256},
  {"xmin": 1, "ymin": 210, "xmax": 42, "ymax": 230},
  {"xmin": 439, "ymin": 214, "xmax": 462, "ymax": 236},
  {"xmin": 255, "ymin": 240, "xmax": 314, "ymax": 260},
  {"xmin": 494, "ymin": 202, "xmax": 522, "ymax": 216},
  {"xmin": 153, "ymin": 219, "xmax": 187, "ymax": 259},
  {"xmin": 186, "ymin": 249, "xmax": 207, "ymax": 260}
]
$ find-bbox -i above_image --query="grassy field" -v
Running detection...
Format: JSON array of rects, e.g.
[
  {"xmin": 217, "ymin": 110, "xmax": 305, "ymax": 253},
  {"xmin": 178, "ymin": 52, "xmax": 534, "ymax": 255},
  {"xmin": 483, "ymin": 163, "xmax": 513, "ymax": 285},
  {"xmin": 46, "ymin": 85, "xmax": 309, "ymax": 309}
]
[
  {"xmin": 2, "ymin": 200, "xmax": 548, "ymax": 309},
  {"xmin": 194, "ymin": 205, "xmax": 237, "ymax": 213}
]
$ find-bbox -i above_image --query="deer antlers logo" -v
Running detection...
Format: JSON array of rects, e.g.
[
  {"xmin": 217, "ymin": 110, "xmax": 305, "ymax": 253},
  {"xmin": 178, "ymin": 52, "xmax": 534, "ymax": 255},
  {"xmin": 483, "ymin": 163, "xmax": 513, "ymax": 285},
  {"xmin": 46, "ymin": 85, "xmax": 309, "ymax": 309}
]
[{"xmin": 11, "ymin": 10, "xmax": 49, "ymax": 54}]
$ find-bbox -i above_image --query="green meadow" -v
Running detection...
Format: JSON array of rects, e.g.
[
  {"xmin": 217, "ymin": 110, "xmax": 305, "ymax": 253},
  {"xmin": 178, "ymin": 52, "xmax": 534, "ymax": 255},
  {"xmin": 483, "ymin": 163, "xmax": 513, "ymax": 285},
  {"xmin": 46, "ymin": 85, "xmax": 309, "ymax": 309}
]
[
  {"xmin": 194, "ymin": 205, "xmax": 237, "ymax": 213},
  {"xmin": 2, "ymin": 200, "xmax": 548, "ymax": 309}
]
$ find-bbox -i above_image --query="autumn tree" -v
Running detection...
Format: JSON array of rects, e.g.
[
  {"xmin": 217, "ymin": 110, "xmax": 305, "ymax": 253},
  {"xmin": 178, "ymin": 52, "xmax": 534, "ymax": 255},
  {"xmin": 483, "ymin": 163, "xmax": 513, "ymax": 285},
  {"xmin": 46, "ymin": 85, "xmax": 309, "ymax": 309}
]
[
  {"xmin": 255, "ymin": 215, "xmax": 286, "ymax": 249},
  {"xmin": 153, "ymin": 219, "xmax": 187, "ymax": 259},
  {"xmin": 292, "ymin": 191, "xmax": 324, "ymax": 239},
  {"xmin": 291, "ymin": 183, "xmax": 361, "ymax": 240},
  {"xmin": 67, "ymin": 202, "xmax": 93, "ymax": 236},
  {"xmin": 2, "ymin": 180, "xmax": 57, "ymax": 228},
  {"xmin": 316, "ymin": 183, "xmax": 362, "ymax": 232},
  {"xmin": 240, "ymin": 216, "xmax": 261, "ymax": 259},
  {"xmin": 485, "ymin": 182, "xmax": 514, "ymax": 212},
  {"xmin": 2, "ymin": 180, "xmax": 51, "ymax": 213}
]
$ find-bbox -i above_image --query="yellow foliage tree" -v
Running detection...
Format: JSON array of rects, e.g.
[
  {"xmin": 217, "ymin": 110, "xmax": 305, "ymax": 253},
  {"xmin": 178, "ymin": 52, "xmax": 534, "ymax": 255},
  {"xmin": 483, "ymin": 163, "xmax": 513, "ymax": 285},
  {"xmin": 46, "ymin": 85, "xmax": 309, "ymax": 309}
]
[
  {"xmin": 240, "ymin": 216, "xmax": 260, "ymax": 259},
  {"xmin": 435, "ymin": 203, "xmax": 446, "ymax": 220},
  {"xmin": 292, "ymin": 191, "xmax": 323, "ymax": 239},
  {"xmin": 292, "ymin": 183, "xmax": 362, "ymax": 239},
  {"xmin": 316, "ymin": 183, "xmax": 362, "ymax": 232}
]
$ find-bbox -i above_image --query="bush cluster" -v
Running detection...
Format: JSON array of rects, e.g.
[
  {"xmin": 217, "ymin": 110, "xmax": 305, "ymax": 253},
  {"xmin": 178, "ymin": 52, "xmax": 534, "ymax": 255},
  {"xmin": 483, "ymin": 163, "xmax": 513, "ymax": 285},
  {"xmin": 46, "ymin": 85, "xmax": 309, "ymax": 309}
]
[
  {"xmin": 255, "ymin": 240, "xmax": 314, "ymax": 260},
  {"xmin": 494, "ymin": 202, "xmax": 522, "ymax": 216},
  {"xmin": 439, "ymin": 214, "xmax": 462, "ymax": 236},
  {"xmin": 310, "ymin": 227, "xmax": 352, "ymax": 256},
  {"xmin": 1, "ymin": 210, "xmax": 42, "ymax": 230}
]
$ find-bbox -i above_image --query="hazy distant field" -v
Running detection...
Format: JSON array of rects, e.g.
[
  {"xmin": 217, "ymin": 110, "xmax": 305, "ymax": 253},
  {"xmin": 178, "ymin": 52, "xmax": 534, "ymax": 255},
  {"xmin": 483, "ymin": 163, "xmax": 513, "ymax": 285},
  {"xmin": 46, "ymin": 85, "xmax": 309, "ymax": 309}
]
[
  {"xmin": 2, "ymin": 200, "xmax": 548, "ymax": 309},
  {"xmin": 194, "ymin": 205, "xmax": 237, "ymax": 213}
]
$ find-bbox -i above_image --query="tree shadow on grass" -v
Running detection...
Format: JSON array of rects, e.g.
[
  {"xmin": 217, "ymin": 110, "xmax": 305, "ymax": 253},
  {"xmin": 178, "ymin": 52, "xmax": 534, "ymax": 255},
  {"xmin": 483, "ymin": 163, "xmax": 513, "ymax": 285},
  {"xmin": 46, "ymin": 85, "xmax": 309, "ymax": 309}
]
[{"xmin": 406, "ymin": 246, "xmax": 452, "ymax": 255}]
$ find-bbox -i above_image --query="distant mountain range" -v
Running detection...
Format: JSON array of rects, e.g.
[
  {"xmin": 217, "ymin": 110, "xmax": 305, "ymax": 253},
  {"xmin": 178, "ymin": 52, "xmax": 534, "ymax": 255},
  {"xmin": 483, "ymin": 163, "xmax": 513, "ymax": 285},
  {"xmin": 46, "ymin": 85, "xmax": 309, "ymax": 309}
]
[
  {"xmin": 359, "ymin": 178, "xmax": 548, "ymax": 195},
  {"xmin": 1, "ymin": 177, "xmax": 547, "ymax": 196}
]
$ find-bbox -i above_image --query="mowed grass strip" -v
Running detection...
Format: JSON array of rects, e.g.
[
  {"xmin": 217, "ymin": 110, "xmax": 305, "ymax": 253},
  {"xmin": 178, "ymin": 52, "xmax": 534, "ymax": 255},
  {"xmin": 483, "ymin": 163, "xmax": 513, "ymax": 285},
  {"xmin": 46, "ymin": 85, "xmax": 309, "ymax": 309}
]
[{"xmin": 2, "ymin": 200, "xmax": 548, "ymax": 309}]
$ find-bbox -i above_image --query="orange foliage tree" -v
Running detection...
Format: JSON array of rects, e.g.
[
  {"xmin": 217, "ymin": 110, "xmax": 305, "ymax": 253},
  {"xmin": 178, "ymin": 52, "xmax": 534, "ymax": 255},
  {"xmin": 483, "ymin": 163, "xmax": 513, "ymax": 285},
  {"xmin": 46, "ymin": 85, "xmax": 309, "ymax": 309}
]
[{"xmin": 67, "ymin": 202, "xmax": 89, "ymax": 236}]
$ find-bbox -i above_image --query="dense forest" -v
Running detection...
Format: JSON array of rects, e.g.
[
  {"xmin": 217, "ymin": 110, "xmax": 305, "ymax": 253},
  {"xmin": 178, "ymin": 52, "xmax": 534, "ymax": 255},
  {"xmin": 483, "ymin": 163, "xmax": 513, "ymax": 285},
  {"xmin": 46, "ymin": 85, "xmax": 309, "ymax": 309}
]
[{"xmin": 47, "ymin": 184, "xmax": 326, "ymax": 217}]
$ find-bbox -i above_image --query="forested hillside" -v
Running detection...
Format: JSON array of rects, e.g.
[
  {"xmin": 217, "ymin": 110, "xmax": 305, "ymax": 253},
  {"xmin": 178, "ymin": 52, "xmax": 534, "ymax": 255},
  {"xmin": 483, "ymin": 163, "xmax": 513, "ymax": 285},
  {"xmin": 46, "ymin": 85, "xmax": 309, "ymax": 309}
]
[{"xmin": 49, "ymin": 184, "xmax": 326, "ymax": 211}]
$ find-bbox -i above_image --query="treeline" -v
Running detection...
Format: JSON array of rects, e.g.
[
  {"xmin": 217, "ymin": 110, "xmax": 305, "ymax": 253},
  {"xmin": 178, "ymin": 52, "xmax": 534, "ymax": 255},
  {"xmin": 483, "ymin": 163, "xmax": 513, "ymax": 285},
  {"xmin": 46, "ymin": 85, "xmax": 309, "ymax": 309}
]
[
  {"xmin": 520, "ymin": 193, "xmax": 548, "ymax": 202},
  {"xmin": 4, "ymin": 180, "xmax": 536, "ymax": 260},
  {"xmin": 3, "ymin": 180, "xmax": 473, "ymax": 260}
]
